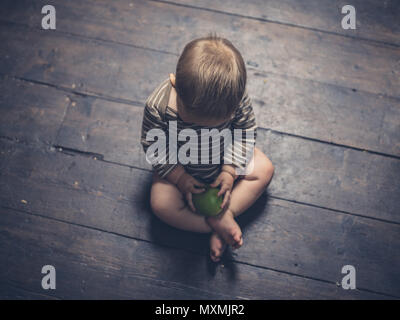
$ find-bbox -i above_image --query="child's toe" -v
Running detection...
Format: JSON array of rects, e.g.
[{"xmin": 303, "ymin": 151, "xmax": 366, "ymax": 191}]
[
  {"xmin": 210, "ymin": 251, "xmax": 220, "ymax": 262},
  {"xmin": 232, "ymin": 236, "xmax": 243, "ymax": 249},
  {"xmin": 233, "ymin": 232, "xmax": 242, "ymax": 243}
]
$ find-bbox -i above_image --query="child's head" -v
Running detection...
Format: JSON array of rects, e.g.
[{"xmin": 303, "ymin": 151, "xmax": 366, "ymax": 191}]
[{"xmin": 174, "ymin": 34, "xmax": 246, "ymax": 125}]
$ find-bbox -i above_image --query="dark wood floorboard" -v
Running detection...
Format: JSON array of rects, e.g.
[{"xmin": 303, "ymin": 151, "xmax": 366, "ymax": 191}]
[
  {"xmin": 0, "ymin": 139, "xmax": 399, "ymax": 297},
  {"xmin": 0, "ymin": 283, "xmax": 60, "ymax": 300},
  {"xmin": 0, "ymin": 76, "xmax": 69, "ymax": 144},
  {"xmin": 0, "ymin": 207, "xmax": 388, "ymax": 299},
  {"xmin": 0, "ymin": 4, "xmax": 399, "ymax": 155},
  {"xmin": 0, "ymin": 0, "xmax": 399, "ymax": 299},
  {"xmin": 53, "ymin": 86, "xmax": 400, "ymax": 223},
  {"xmin": 168, "ymin": 0, "xmax": 400, "ymax": 46},
  {"xmin": 1, "ymin": 77, "xmax": 398, "ymax": 223},
  {"xmin": 1, "ymin": 0, "xmax": 399, "ymax": 98}
]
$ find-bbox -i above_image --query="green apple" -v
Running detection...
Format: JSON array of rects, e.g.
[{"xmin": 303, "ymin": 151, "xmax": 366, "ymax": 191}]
[{"xmin": 192, "ymin": 186, "xmax": 223, "ymax": 217}]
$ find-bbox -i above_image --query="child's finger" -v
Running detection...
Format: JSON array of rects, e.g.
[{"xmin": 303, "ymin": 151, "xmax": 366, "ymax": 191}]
[
  {"xmin": 210, "ymin": 176, "xmax": 221, "ymax": 188},
  {"xmin": 191, "ymin": 186, "xmax": 205, "ymax": 194},
  {"xmin": 193, "ymin": 179, "xmax": 205, "ymax": 187},
  {"xmin": 217, "ymin": 184, "xmax": 229, "ymax": 197}
]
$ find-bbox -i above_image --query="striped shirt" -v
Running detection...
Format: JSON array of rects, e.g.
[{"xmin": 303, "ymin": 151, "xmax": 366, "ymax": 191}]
[{"xmin": 141, "ymin": 78, "xmax": 257, "ymax": 183}]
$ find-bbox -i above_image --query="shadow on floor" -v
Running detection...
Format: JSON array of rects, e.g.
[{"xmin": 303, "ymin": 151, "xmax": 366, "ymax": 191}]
[{"xmin": 137, "ymin": 176, "xmax": 271, "ymax": 279}]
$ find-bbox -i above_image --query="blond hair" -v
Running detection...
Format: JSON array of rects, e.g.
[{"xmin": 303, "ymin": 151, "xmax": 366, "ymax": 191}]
[{"xmin": 175, "ymin": 34, "xmax": 247, "ymax": 120}]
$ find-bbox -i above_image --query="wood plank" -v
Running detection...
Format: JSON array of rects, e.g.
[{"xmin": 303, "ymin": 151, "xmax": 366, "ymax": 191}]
[
  {"xmin": 0, "ymin": 76, "xmax": 69, "ymax": 144},
  {"xmin": 1, "ymin": 0, "xmax": 399, "ymax": 98},
  {"xmin": 54, "ymin": 94, "xmax": 151, "ymax": 170},
  {"xmin": 51, "ymin": 88, "xmax": 400, "ymax": 223},
  {"xmin": 170, "ymin": 0, "xmax": 400, "ymax": 46},
  {"xmin": 261, "ymin": 130, "xmax": 400, "ymax": 224},
  {"xmin": 0, "ymin": 21, "xmax": 399, "ymax": 157},
  {"xmin": 252, "ymin": 71, "xmax": 400, "ymax": 156},
  {"xmin": 1, "ymin": 139, "xmax": 399, "ymax": 297},
  {"xmin": 1, "ymin": 78, "xmax": 397, "ymax": 222},
  {"xmin": 0, "ymin": 283, "xmax": 59, "ymax": 300},
  {"xmin": 0, "ymin": 136, "xmax": 16, "ymax": 173},
  {"xmin": 0, "ymin": 207, "xmax": 385, "ymax": 299},
  {"xmin": 0, "ymin": 0, "xmax": 398, "ymax": 300},
  {"xmin": 0, "ymin": 22, "xmax": 176, "ymax": 105}
]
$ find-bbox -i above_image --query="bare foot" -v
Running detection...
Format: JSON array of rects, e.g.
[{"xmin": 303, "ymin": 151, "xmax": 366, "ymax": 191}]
[
  {"xmin": 210, "ymin": 232, "xmax": 227, "ymax": 262},
  {"xmin": 207, "ymin": 209, "xmax": 243, "ymax": 249}
]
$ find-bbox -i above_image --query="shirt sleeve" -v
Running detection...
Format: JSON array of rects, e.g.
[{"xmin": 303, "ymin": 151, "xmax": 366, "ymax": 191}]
[
  {"xmin": 223, "ymin": 91, "xmax": 257, "ymax": 174},
  {"xmin": 141, "ymin": 102, "xmax": 178, "ymax": 178}
]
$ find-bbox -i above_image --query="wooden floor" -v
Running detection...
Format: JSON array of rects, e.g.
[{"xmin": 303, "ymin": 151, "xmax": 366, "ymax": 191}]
[{"xmin": 0, "ymin": 0, "xmax": 399, "ymax": 299}]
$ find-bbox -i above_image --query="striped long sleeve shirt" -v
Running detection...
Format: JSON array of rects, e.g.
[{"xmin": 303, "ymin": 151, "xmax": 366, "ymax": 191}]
[{"xmin": 140, "ymin": 78, "xmax": 257, "ymax": 183}]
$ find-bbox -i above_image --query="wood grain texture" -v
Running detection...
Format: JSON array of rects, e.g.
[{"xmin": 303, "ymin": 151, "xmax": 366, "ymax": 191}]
[
  {"xmin": 169, "ymin": 0, "xmax": 400, "ymax": 45},
  {"xmin": 0, "ymin": 204, "xmax": 387, "ymax": 299},
  {"xmin": 0, "ymin": 24, "xmax": 172, "ymax": 104},
  {"xmin": 0, "ymin": 283, "xmax": 60, "ymax": 300},
  {"xmin": 1, "ymin": 0, "xmax": 399, "ymax": 97},
  {"xmin": 0, "ymin": 0, "xmax": 399, "ymax": 299},
  {"xmin": 0, "ymin": 15, "xmax": 399, "ymax": 156},
  {"xmin": 251, "ymin": 71, "xmax": 400, "ymax": 156},
  {"xmin": 0, "ymin": 76, "xmax": 70, "ymax": 144},
  {"xmin": 50, "ymin": 87, "xmax": 400, "ymax": 223},
  {"xmin": 1, "ymin": 139, "xmax": 399, "ymax": 297},
  {"xmin": 0, "ymin": 79, "xmax": 396, "ymax": 223},
  {"xmin": 260, "ymin": 130, "xmax": 400, "ymax": 224}
]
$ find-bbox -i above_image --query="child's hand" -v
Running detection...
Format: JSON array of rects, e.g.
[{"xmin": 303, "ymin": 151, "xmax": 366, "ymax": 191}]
[
  {"xmin": 210, "ymin": 171, "xmax": 235, "ymax": 210},
  {"xmin": 176, "ymin": 172, "xmax": 205, "ymax": 212}
]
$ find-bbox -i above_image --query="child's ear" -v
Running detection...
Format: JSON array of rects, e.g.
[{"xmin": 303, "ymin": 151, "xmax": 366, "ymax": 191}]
[{"xmin": 169, "ymin": 73, "xmax": 176, "ymax": 87}]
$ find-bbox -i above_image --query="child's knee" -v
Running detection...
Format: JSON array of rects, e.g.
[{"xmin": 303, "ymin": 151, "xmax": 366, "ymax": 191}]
[
  {"xmin": 150, "ymin": 183, "xmax": 183, "ymax": 218},
  {"xmin": 262, "ymin": 159, "xmax": 275, "ymax": 186},
  {"xmin": 150, "ymin": 192, "xmax": 170, "ymax": 217},
  {"xmin": 249, "ymin": 149, "xmax": 274, "ymax": 188}
]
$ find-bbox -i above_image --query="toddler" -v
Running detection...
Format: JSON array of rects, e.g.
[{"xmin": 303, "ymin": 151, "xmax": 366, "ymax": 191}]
[{"xmin": 141, "ymin": 35, "xmax": 274, "ymax": 262}]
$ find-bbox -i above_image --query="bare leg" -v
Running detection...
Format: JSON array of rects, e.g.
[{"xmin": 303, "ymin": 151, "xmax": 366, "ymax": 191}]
[
  {"xmin": 150, "ymin": 147, "xmax": 274, "ymax": 260},
  {"xmin": 150, "ymin": 173, "xmax": 212, "ymax": 233},
  {"xmin": 207, "ymin": 147, "xmax": 274, "ymax": 250},
  {"xmin": 229, "ymin": 147, "xmax": 274, "ymax": 217},
  {"xmin": 150, "ymin": 173, "xmax": 243, "ymax": 261}
]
